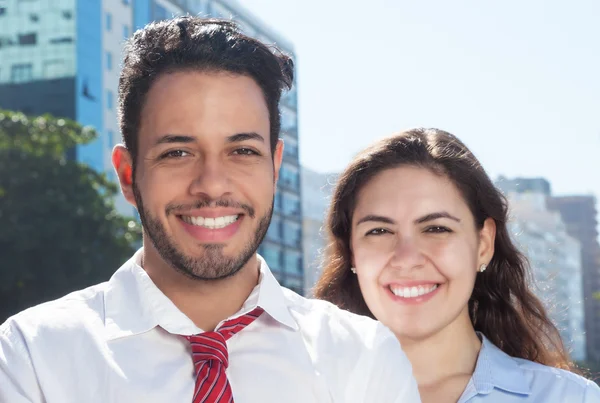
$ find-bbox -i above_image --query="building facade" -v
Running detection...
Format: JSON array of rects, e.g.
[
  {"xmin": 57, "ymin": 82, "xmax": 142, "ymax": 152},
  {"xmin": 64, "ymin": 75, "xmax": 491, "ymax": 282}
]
[
  {"xmin": 300, "ymin": 167, "xmax": 337, "ymax": 296},
  {"xmin": 547, "ymin": 196, "xmax": 600, "ymax": 363},
  {"xmin": 504, "ymin": 191, "xmax": 586, "ymax": 361},
  {"xmin": 0, "ymin": 0, "xmax": 304, "ymax": 293}
]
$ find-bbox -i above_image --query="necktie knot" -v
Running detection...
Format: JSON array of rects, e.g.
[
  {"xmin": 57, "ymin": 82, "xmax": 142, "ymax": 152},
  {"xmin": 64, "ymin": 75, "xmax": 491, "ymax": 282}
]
[
  {"xmin": 186, "ymin": 332, "xmax": 229, "ymax": 369},
  {"xmin": 185, "ymin": 307, "xmax": 264, "ymax": 390}
]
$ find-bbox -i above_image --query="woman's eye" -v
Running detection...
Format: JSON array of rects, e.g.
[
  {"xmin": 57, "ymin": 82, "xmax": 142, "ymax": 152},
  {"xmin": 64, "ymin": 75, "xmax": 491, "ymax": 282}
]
[
  {"xmin": 366, "ymin": 228, "xmax": 391, "ymax": 236},
  {"xmin": 424, "ymin": 226, "xmax": 452, "ymax": 234}
]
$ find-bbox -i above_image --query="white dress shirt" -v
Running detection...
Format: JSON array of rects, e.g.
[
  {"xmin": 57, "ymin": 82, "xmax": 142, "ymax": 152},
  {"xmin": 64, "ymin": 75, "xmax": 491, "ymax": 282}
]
[{"xmin": 0, "ymin": 250, "xmax": 420, "ymax": 403}]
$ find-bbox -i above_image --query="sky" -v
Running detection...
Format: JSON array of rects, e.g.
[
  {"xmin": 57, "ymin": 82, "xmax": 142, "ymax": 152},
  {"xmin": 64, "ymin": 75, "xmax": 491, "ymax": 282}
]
[{"xmin": 236, "ymin": 0, "xmax": 600, "ymax": 202}]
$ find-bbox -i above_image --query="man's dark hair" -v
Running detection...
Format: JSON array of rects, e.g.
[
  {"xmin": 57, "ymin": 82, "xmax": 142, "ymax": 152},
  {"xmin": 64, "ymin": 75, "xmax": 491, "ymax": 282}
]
[{"xmin": 118, "ymin": 16, "xmax": 294, "ymax": 168}]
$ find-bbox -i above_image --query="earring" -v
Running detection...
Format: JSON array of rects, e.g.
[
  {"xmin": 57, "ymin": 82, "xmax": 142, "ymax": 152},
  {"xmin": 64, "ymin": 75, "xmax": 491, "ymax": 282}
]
[
  {"xmin": 350, "ymin": 267, "xmax": 356, "ymax": 274},
  {"xmin": 479, "ymin": 264, "xmax": 487, "ymax": 273}
]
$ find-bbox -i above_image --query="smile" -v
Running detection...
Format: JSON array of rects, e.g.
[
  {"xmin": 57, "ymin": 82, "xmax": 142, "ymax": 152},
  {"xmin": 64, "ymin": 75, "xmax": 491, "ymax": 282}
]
[
  {"xmin": 180, "ymin": 214, "xmax": 240, "ymax": 229},
  {"xmin": 390, "ymin": 284, "xmax": 439, "ymax": 299}
]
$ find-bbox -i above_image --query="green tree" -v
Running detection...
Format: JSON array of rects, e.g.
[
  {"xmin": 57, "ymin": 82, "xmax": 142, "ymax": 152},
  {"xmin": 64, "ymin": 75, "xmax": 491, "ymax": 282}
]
[{"xmin": 0, "ymin": 110, "xmax": 141, "ymax": 322}]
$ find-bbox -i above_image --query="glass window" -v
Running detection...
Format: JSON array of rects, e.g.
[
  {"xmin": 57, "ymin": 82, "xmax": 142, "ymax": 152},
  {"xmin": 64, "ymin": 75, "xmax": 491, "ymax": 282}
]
[
  {"xmin": 50, "ymin": 37, "xmax": 73, "ymax": 44},
  {"xmin": 62, "ymin": 10, "xmax": 72, "ymax": 19},
  {"xmin": 29, "ymin": 13, "xmax": 39, "ymax": 22},
  {"xmin": 282, "ymin": 192, "xmax": 300, "ymax": 217},
  {"xmin": 107, "ymin": 90, "xmax": 113, "ymax": 110},
  {"xmin": 106, "ymin": 13, "xmax": 112, "ymax": 31},
  {"xmin": 261, "ymin": 244, "xmax": 282, "ymax": 271},
  {"xmin": 123, "ymin": 25, "xmax": 129, "ymax": 39},
  {"xmin": 18, "ymin": 33, "xmax": 36, "ymax": 46},
  {"xmin": 123, "ymin": 0, "xmax": 130, "ymax": 6},
  {"xmin": 283, "ymin": 221, "xmax": 301, "ymax": 247},
  {"xmin": 283, "ymin": 135, "xmax": 298, "ymax": 159},
  {"xmin": 281, "ymin": 107, "xmax": 297, "ymax": 132},
  {"xmin": 283, "ymin": 250, "xmax": 302, "ymax": 275},
  {"xmin": 11, "ymin": 64, "xmax": 32, "ymax": 83},
  {"xmin": 266, "ymin": 215, "xmax": 281, "ymax": 242},
  {"xmin": 106, "ymin": 51, "xmax": 112, "ymax": 71},
  {"xmin": 274, "ymin": 192, "xmax": 282, "ymax": 214},
  {"xmin": 280, "ymin": 163, "xmax": 299, "ymax": 190},
  {"xmin": 43, "ymin": 60, "xmax": 67, "ymax": 78},
  {"xmin": 0, "ymin": 7, "xmax": 7, "ymax": 16}
]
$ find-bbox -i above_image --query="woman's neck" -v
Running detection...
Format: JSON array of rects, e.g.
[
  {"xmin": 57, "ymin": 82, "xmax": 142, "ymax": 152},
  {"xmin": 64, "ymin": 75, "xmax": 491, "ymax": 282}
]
[{"xmin": 398, "ymin": 308, "xmax": 482, "ymax": 387}]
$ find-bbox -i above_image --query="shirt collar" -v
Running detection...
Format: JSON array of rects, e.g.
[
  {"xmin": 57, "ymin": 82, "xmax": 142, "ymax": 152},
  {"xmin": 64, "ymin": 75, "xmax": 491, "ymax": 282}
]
[
  {"xmin": 104, "ymin": 249, "xmax": 299, "ymax": 341},
  {"xmin": 471, "ymin": 333, "xmax": 531, "ymax": 396}
]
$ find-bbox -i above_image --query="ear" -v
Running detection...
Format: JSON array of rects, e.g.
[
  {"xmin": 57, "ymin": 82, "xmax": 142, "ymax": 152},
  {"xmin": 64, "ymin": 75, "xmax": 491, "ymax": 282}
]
[
  {"xmin": 273, "ymin": 139, "xmax": 284, "ymax": 186},
  {"xmin": 112, "ymin": 145, "xmax": 136, "ymax": 207},
  {"xmin": 478, "ymin": 218, "xmax": 496, "ymax": 269}
]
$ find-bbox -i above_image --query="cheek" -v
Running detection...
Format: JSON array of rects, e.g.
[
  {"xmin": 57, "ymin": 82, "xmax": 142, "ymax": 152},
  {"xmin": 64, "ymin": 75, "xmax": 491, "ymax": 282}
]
[
  {"xmin": 352, "ymin": 240, "xmax": 389, "ymax": 285},
  {"xmin": 137, "ymin": 169, "xmax": 187, "ymax": 210},
  {"xmin": 426, "ymin": 239, "xmax": 477, "ymax": 279}
]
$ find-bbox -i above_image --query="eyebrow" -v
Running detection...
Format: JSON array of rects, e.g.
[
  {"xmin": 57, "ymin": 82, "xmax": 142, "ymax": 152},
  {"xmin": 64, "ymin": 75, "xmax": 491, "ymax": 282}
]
[
  {"xmin": 415, "ymin": 212, "xmax": 461, "ymax": 223},
  {"xmin": 355, "ymin": 215, "xmax": 395, "ymax": 226},
  {"xmin": 226, "ymin": 132, "xmax": 265, "ymax": 143},
  {"xmin": 155, "ymin": 135, "xmax": 196, "ymax": 145},
  {"xmin": 355, "ymin": 211, "xmax": 461, "ymax": 226},
  {"xmin": 154, "ymin": 132, "xmax": 265, "ymax": 146}
]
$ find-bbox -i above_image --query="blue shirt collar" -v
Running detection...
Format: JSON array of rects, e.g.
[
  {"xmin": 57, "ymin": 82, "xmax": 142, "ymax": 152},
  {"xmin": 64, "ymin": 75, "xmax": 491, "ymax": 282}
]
[{"xmin": 471, "ymin": 333, "xmax": 531, "ymax": 396}]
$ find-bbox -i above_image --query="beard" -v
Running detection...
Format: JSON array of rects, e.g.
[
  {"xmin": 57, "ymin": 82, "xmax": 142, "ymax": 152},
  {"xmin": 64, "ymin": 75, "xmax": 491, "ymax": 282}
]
[{"xmin": 132, "ymin": 183, "xmax": 272, "ymax": 281}]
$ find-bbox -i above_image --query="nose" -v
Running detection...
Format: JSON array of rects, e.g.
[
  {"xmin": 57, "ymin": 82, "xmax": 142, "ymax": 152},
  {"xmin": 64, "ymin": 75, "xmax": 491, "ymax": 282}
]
[
  {"xmin": 389, "ymin": 235, "xmax": 426, "ymax": 271},
  {"xmin": 188, "ymin": 156, "xmax": 231, "ymax": 200}
]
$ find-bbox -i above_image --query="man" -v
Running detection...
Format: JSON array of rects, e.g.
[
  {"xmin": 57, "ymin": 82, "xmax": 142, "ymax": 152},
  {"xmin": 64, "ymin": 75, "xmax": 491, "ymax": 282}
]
[{"xmin": 0, "ymin": 17, "xmax": 420, "ymax": 402}]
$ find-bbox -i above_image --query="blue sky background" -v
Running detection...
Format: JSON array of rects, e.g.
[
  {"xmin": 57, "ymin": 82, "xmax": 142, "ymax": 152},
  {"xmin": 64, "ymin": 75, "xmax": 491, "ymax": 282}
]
[{"xmin": 238, "ymin": 0, "xmax": 600, "ymax": 203}]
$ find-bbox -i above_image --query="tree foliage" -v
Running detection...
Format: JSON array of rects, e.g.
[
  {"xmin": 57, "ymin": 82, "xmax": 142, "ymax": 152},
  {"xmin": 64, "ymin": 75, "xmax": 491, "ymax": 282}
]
[{"xmin": 0, "ymin": 110, "xmax": 141, "ymax": 322}]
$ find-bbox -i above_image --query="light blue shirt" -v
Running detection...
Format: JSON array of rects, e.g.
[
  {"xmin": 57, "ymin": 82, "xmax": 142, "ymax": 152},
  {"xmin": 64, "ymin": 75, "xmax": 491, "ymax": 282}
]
[{"xmin": 458, "ymin": 334, "xmax": 600, "ymax": 402}]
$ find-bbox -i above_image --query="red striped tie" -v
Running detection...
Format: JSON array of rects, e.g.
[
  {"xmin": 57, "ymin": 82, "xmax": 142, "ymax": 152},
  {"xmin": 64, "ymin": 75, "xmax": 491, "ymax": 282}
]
[{"xmin": 185, "ymin": 307, "xmax": 264, "ymax": 403}]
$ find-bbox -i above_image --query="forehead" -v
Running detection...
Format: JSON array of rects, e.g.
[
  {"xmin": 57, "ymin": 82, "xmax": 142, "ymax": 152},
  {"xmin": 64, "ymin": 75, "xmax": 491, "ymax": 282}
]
[
  {"xmin": 139, "ymin": 70, "xmax": 270, "ymax": 145},
  {"xmin": 355, "ymin": 166, "xmax": 468, "ymax": 216}
]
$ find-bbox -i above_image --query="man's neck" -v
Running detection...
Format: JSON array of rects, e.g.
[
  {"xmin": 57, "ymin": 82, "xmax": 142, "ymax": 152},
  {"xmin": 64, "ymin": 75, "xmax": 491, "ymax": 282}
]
[
  {"xmin": 140, "ymin": 245, "xmax": 261, "ymax": 332},
  {"xmin": 398, "ymin": 308, "xmax": 482, "ymax": 387}
]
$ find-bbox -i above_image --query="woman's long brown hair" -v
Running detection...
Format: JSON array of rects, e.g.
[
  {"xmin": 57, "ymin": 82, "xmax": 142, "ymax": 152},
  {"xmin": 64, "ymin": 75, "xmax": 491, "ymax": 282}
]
[{"xmin": 313, "ymin": 128, "xmax": 573, "ymax": 370}]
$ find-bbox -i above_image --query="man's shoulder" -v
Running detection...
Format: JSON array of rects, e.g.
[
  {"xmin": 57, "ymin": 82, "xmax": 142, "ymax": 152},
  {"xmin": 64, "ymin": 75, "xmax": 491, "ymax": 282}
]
[
  {"xmin": 1, "ymin": 282, "xmax": 109, "ymax": 339},
  {"xmin": 281, "ymin": 287, "xmax": 393, "ymax": 347}
]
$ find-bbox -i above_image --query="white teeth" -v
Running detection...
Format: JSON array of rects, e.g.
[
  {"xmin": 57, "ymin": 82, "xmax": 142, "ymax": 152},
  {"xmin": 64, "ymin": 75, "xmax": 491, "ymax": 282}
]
[
  {"xmin": 391, "ymin": 284, "xmax": 438, "ymax": 299},
  {"xmin": 182, "ymin": 215, "xmax": 239, "ymax": 229}
]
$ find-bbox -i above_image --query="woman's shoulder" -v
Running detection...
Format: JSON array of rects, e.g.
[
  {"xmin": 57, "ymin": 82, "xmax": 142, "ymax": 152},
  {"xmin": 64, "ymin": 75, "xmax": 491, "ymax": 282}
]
[
  {"xmin": 477, "ymin": 335, "xmax": 600, "ymax": 402},
  {"xmin": 512, "ymin": 357, "xmax": 600, "ymax": 401},
  {"xmin": 515, "ymin": 356, "xmax": 597, "ymax": 386}
]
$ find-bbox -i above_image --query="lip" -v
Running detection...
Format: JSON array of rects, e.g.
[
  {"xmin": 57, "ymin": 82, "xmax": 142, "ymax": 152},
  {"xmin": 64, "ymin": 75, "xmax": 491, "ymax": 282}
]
[
  {"xmin": 177, "ymin": 214, "xmax": 243, "ymax": 243},
  {"xmin": 385, "ymin": 283, "xmax": 442, "ymax": 305}
]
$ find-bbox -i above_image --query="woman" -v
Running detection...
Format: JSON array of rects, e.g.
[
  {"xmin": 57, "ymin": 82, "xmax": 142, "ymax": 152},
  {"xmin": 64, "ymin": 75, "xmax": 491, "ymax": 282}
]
[{"xmin": 314, "ymin": 128, "xmax": 600, "ymax": 402}]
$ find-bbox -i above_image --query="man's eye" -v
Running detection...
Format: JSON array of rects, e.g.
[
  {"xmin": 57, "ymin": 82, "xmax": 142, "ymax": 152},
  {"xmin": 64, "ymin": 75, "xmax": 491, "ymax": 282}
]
[
  {"xmin": 365, "ymin": 228, "xmax": 391, "ymax": 236},
  {"xmin": 232, "ymin": 148, "xmax": 259, "ymax": 156},
  {"xmin": 160, "ymin": 150, "xmax": 190, "ymax": 159}
]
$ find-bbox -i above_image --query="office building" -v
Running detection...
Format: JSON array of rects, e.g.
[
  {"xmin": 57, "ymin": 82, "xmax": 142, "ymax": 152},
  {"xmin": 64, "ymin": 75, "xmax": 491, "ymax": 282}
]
[
  {"xmin": 505, "ymin": 191, "xmax": 586, "ymax": 361},
  {"xmin": 547, "ymin": 196, "xmax": 600, "ymax": 363},
  {"xmin": 301, "ymin": 167, "xmax": 337, "ymax": 296}
]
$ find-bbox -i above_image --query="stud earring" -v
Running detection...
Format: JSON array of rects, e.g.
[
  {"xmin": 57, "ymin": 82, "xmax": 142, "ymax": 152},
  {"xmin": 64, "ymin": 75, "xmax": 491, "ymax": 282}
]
[
  {"xmin": 350, "ymin": 267, "xmax": 356, "ymax": 274},
  {"xmin": 479, "ymin": 264, "xmax": 487, "ymax": 273}
]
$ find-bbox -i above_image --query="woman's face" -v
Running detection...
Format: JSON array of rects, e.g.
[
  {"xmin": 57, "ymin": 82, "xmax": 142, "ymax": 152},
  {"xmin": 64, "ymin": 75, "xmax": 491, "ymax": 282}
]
[{"xmin": 350, "ymin": 166, "xmax": 495, "ymax": 341}]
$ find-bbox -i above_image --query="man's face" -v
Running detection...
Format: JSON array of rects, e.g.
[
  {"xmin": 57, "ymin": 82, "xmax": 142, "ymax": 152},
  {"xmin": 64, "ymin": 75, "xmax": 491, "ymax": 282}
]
[{"xmin": 129, "ymin": 71, "xmax": 282, "ymax": 280}]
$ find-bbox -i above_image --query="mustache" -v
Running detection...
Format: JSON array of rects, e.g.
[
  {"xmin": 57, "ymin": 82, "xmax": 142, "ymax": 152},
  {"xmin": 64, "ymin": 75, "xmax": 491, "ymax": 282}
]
[{"xmin": 166, "ymin": 199, "xmax": 255, "ymax": 218}]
